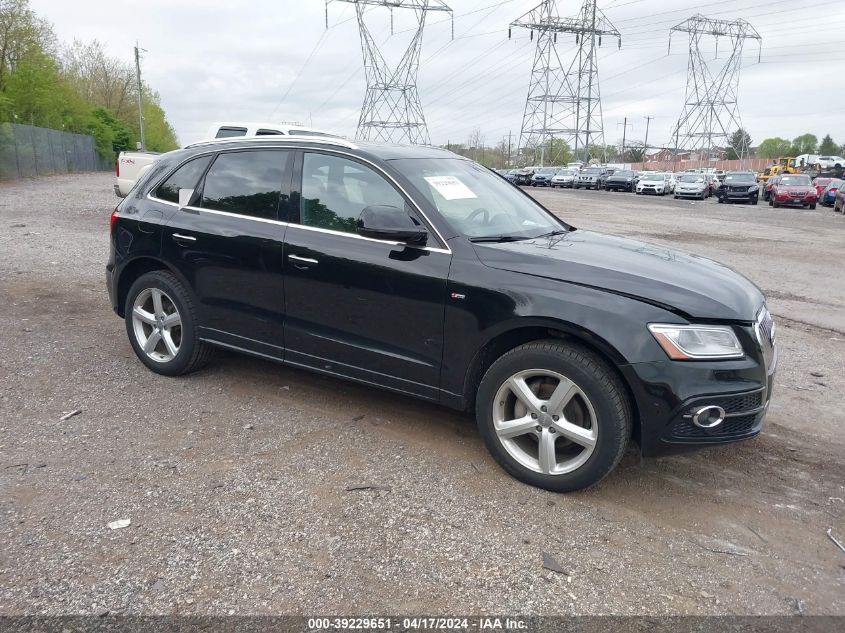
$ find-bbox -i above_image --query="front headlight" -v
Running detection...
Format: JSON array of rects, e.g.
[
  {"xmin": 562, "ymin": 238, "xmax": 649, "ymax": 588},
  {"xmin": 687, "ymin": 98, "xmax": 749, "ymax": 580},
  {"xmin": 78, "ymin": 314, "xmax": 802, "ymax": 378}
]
[
  {"xmin": 648, "ymin": 324, "xmax": 744, "ymax": 360},
  {"xmin": 748, "ymin": 186, "xmax": 758, "ymax": 192}
]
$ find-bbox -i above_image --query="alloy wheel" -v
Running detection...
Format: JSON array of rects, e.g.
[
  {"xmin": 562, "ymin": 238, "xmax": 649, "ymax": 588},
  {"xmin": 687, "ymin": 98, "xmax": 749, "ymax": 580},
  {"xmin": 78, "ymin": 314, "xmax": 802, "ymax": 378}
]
[
  {"xmin": 492, "ymin": 369, "xmax": 598, "ymax": 476},
  {"xmin": 131, "ymin": 288, "xmax": 182, "ymax": 363}
]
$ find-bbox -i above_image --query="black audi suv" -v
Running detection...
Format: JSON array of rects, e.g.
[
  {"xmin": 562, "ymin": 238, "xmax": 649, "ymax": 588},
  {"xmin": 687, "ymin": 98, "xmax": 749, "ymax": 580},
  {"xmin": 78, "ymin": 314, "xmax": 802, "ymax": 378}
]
[{"xmin": 107, "ymin": 136, "xmax": 777, "ymax": 492}]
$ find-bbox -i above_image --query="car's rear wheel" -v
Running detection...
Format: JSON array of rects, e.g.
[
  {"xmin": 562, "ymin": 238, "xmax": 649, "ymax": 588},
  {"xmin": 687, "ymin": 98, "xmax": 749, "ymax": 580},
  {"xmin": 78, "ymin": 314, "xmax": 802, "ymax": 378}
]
[
  {"xmin": 125, "ymin": 271, "xmax": 213, "ymax": 376},
  {"xmin": 476, "ymin": 340, "xmax": 631, "ymax": 492}
]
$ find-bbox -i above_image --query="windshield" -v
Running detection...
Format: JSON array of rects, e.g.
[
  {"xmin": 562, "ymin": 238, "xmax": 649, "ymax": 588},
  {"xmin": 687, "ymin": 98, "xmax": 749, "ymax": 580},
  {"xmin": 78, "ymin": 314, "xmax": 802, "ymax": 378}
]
[
  {"xmin": 724, "ymin": 173, "xmax": 756, "ymax": 184},
  {"xmin": 583, "ymin": 168, "xmax": 602, "ymax": 174},
  {"xmin": 679, "ymin": 174, "xmax": 704, "ymax": 183},
  {"xmin": 613, "ymin": 170, "xmax": 633, "ymax": 177},
  {"xmin": 642, "ymin": 173, "xmax": 665, "ymax": 181},
  {"xmin": 779, "ymin": 175, "xmax": 811, "ymax": 186},
  {"xmin": 555, "ymin": 169, "xmax": 574, "ymax": 176},
  {"xmin": 392, "ymin": 158, "xmax": 564, "ymax": 240}
]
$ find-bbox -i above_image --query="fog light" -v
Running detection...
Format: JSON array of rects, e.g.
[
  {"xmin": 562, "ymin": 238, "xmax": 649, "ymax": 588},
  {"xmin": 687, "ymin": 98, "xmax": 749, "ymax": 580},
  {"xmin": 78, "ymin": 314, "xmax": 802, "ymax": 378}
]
[{"xmin": 692, "ymin": 405, "xmax": 726, "ymax": 428}]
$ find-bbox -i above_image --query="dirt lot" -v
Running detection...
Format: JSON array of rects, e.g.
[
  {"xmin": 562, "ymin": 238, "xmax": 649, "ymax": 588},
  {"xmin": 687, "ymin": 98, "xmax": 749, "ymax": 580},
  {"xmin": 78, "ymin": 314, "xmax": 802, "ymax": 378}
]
[{"xmin": 1, "ymin": 173, "xmax": 843, "ymax": 616}]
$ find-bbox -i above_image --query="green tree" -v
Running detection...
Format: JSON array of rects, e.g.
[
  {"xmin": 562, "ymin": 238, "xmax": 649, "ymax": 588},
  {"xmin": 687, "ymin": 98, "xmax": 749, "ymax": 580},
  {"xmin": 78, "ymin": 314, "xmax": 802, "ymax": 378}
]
[
  {"xmin": 725, "ymin": 128, "xmax": 752, "ymax": 160},
  {"xmin": 547, "ymin": 137, "xmax": 572, "ymax": 165},
  {"xmin": 0, "ymin": 0, "xmax": 54, "ymax": 90},
  {"xmin": 791, "ymin": 133, "xmax": 817, "ymax": 155},
  {"xmin": 818, "ymin": 134, "xmax": 838, "ymax": 155},
  {"xmin": 623, "ymin": 142, "xmax": 646, "ymax": 163},
  {"xmin": 756, "ymin": 137, "xmax": 792, "ymax": 159}
]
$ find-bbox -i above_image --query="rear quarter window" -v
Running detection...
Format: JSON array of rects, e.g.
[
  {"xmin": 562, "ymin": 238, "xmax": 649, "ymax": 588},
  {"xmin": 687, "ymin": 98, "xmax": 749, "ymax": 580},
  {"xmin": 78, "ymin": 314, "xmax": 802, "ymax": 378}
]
[
  {"xmin": 215, "ymin": 127, "xmax": 248, "ymax": 138},
  {"xmin": 154, "ymin": 155, "xmax": 213, "ymax": 204},
  {"xmin": 200, "ymin": 150, "xmax": 290, "ymax": 220}
]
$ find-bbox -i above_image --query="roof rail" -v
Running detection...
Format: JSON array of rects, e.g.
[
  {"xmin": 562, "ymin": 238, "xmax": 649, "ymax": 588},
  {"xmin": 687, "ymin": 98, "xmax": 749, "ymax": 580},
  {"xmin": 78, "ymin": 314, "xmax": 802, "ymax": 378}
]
[{"xmin": 185, "ymin": 135, "xmax": 358, "ymax": 150}]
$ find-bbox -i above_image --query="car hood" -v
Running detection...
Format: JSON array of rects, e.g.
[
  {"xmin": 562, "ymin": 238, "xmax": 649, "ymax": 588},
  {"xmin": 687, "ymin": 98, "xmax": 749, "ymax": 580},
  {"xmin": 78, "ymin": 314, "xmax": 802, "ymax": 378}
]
[
  {"xmin": 473, "ymin": 230, "xmax": 763, "ymax": 321},
  {"xmin": 639, "ymin": 178, "xmax": 665, "ymax": 184},
  {"xmin": 607, "ymin": 175, "xmax": 632, "ymax": 181}
]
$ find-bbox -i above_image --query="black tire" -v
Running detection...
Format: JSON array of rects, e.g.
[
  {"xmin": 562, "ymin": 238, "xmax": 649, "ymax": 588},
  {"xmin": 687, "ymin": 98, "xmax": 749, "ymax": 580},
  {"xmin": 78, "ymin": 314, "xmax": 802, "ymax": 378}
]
[
  {"xmin": 772, "ymin": 200, "xmax": 780, "ymax": 208},
  {"xmin": 475, "ymin": 339, "xmax": 631, "ymax": 493},
  {"xmin": 124, "ymin": 270, "xmax": 213, "ymax": 376},
  {"xmin": 717, "ymin": 197, "xmax": 724, "ymax": 203},
  {"xmin": 810, "ymin": 203, "xmax": 816, "ymax": 210},
  {"xmin": 751, "ymin": 197, "xmax": 758, "ymax": 206}
]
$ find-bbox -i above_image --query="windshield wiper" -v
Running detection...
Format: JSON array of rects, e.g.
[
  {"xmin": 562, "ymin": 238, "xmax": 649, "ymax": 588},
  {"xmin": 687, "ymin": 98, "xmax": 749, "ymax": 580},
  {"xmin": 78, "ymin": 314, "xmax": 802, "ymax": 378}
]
[
  {"xmin": 532, "ymin": 229, "xmax": 569, "ymax": 239},
  {"xmin": 469, "ymin": 235, "xmax": 532, "ymax": 243}
]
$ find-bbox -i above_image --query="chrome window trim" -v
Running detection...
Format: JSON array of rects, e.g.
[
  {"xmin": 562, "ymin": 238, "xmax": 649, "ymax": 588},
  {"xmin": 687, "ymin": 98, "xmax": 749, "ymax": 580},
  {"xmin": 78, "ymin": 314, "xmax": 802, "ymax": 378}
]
[
  {"xmin": 147, "ymin": 144, "xmax": 451, "ymax": 253},
  {"xmin": 147, "ymin": 198, "xmax": 451, "ymax": 254}
]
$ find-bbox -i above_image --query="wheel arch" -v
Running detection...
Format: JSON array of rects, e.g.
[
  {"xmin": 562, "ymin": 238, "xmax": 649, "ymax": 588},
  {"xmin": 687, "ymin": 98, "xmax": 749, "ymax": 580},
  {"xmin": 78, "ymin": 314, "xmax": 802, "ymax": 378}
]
[
  {"xmin": 460, "ymin": 318, "xmax": 640, "ymax": 442},
  {"xmin": 115, "ymin": 256, "xmax": 190, "ymax": 318}
]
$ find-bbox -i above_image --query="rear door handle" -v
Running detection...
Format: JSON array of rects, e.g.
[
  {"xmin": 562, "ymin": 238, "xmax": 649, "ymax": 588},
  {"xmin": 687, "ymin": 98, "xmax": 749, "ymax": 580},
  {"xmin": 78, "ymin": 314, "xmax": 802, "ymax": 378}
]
[
  {"xmin": 288, "ymin": 254, "xmax": 318, "ymax": 267},
  {"xmin": 172, "ymin": 233, "xmax": 196, "ymax": 243}
]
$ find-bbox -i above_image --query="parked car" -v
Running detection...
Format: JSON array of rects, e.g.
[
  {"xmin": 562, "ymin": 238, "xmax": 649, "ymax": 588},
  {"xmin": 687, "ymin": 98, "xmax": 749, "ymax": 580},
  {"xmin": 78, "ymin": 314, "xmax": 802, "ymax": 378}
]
[
  {"xmin": 515, "ymin": 167, "xmax": 536, "ymax": 186},
  {"xmin": 674, "ymin": 173, "xmax": 709, "ymax": 200},
  {"xmin": 820, "ymin": 179, "xmax": 843, "ymax": 206},
  {"xmin": 811, "ymin": 177, "xmax": 834, "ymax": 198},
  {"xmin": 666, "ymin": 173, "xmax": 678, "ymax": 194},
  {"xmin": 713, "ymin": 169, "xmax": 726, "ymax": 182},
  {"xmin": 834, "ymin": 182, "xmax": 845, "ymax": 213},
  {"xmin": 597, "ymin": 168, "xmax": 617, "ymax": 189},
  {"xmin": 816, "ymin": 156, "xmax": 845, "ymax": 170},
  {"xmin": 762, "ymin": 174, "xmax": 780, "ymax": 202},
  {"xmin": 716, "ymin": 172, "xmax": 759, "ymax": 205},
  {"xmin": 636, "ymin": 172, "xmax": 671, "ymax": 195},
  {"xmin": 531, "ymin": 167, "xmax": 559, "ymax": 187},
  {"xmin": 105, "ymin": 136, "xmax": 777, "ymax": 493},
  {"xmin": 115, "ymin": 150, "xmax": 160, "ymax": 197},
  {"xmin": 603, "ymin": 170, "xmax": 636, "ymax": 192},
  {"xmin": 206, "ymin": 121, "xmax": 336, "ymax": 140},
  {"xmin": 574, "ymin": 166, "xmax": 606, "ymax": 190},
  {"xmin": 769, "ymin": 174, "xmax": 818, "ymax": 209},
  {"xmin": 550, "ymin": 169, "xmax": 577, "ymax": 188}
]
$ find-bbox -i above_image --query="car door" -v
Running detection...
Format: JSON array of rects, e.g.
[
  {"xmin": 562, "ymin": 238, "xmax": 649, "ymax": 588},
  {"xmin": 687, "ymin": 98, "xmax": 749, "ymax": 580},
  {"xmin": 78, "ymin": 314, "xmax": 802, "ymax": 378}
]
[
  {"xmin": 282, "ymin": 150, "xmax": 452, "ymax": 400},
  {"xmin": 160, "ymin": 149, "xmax": 292, "ymax": 358}
]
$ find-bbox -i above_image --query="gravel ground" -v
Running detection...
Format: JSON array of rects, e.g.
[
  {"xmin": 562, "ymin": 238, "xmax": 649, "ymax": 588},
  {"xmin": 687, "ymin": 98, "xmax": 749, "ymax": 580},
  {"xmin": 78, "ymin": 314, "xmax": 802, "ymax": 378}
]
[{"xmin": 0, "ymin": 173, "xmax": 843, "ymax": 616}]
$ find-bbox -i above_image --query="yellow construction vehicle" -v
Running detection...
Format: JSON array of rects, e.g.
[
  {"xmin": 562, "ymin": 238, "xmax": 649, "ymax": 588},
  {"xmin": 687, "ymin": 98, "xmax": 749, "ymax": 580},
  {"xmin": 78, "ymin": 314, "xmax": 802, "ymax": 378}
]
[{"xmin": 757, "ymin": 157, "xmax": 799, "ymax": 182}]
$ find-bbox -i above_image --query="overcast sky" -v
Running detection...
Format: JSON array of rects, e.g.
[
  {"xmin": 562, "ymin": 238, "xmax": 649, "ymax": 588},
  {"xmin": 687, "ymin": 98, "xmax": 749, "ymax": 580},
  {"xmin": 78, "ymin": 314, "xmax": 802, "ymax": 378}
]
[{"xmin": 32, "ymin": 0, "xmax": 844, "ymax": 150}]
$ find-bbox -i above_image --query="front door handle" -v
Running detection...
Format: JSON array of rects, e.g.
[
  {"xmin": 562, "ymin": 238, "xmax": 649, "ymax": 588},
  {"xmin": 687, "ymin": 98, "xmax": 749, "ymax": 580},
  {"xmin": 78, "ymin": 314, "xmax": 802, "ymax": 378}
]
[
  {"xmin": 288, "ymin": 254, "xmax": 318, "ymax": 268},
  {"xmin": 172, "ymin": 233, "xmax": 196, "ymax": 244}
]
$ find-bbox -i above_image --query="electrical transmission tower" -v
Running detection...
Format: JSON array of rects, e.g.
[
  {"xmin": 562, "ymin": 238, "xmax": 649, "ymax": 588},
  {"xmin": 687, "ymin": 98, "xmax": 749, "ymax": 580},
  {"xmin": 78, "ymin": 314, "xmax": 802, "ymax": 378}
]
[
  {"xmin": 326, "ymin": 0, "xmax": 452, "ymax": 145},
  {"xmin": 510, "ymin": 0, "xmax": 620, "ymax": 166},
  {"xmin": 668, "ymin": 14, "xmax": 761, "ymax": 164}
]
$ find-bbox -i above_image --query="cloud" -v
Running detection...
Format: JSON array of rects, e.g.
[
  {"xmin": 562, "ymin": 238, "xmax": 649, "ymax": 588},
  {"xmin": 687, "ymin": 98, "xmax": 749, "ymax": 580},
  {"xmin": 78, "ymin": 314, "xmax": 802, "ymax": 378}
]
[{"xmin": 31, "ymin": 0, "xmax": 845, "ymax": 149}]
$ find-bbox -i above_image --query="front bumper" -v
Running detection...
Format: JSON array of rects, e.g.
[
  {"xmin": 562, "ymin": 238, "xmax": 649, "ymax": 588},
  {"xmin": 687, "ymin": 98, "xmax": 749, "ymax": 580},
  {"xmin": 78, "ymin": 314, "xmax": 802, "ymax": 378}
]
[
  {"xmin": 676, "ymin": 188, "xmax": 706, "ymax": 197},
  {"xmin": 638, "ymin": 186, "xmax": 664, "ymax": 194},
  {"xmin": 621, "ymin": 327, "xmax": 777, "ymax": 458},
  {"xmin": 774, "ymin": 194, "xmax": 816, "ymax": 206}
]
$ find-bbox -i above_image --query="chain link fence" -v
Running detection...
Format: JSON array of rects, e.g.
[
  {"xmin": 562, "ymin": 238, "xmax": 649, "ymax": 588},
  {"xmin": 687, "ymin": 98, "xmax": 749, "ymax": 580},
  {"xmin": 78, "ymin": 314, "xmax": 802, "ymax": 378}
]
[{"xmin": 0, "ymin": 122, "xmax": 112, "ymax": 181}]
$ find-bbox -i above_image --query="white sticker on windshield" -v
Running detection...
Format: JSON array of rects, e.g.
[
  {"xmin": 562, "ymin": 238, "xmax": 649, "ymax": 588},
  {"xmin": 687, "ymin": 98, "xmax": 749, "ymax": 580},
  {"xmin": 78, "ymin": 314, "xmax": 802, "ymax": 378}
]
[{"xmin": 424, "ymin": 175, "xmax": 478, "ymax": 200}]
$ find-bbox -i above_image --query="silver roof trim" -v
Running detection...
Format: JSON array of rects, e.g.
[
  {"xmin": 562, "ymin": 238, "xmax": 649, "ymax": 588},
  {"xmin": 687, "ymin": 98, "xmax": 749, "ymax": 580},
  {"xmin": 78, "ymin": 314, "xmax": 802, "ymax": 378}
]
[{"xmin": 185, "ymin": 135, "xmax": 358, "ymax": 150}]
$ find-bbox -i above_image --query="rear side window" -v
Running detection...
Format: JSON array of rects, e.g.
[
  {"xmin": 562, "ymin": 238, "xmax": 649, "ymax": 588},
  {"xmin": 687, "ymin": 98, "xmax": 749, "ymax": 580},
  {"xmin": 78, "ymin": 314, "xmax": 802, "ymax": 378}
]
[
  {"xmin": 215, "ymin": 127, "xmax": 247, "ymax": 138},
  {"xmin": 200, "ymin": 150, "xmax": 290, "ymax": 220},
  {"xmin": 154, "ymin": 155, "xmax": 213, "ymax": 204},
  {"xmin": 256, "ymin": 129, "xmax": 283, "ymax": 136}
]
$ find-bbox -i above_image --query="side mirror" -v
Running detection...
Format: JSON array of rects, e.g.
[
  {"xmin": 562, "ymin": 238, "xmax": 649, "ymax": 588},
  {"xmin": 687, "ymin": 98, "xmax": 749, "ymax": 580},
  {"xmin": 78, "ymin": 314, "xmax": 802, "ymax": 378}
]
[
  {"xmin": 178, "ymin": 188, "xmax": 195, "ymax": 209},
  {"xmin": 357, "ymin": 205, "xmax": 427, "ymax": 245}
]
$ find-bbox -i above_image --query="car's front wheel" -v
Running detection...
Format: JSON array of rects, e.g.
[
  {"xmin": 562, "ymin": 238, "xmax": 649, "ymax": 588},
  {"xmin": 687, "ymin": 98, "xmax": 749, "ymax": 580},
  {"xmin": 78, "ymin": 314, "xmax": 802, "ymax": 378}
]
[
  {"xmin": 476, "ymin": 340, "xmax": 631, "ymax": 492},
  {"xmin": 125, "ymin": 271, "xmax": 213, "ymax": 376}
]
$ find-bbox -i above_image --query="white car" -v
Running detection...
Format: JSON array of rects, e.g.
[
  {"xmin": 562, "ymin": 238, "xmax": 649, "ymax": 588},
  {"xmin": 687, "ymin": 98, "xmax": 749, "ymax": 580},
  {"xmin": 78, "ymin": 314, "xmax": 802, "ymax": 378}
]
[
  {"xmin": 205, "ymin": 121, "xmax": 337, "ymax": 140},
  {"xmin": 817, "ymin": 155, "xmax": 845, "ymax": 169},
  {"xmin": 115, "ymin": 151, "xmax": 159, "ymax": 197},
  {"xmin": 674, "ymin": 173, "xmax": 708, "ymax": 199},
  {"xmin": 636, "ymin": 172, "xmax": 672, "ymax": 195},
  {"xmin": 550, "ymin": 168, "xmax": 577, "ymax": 188}
]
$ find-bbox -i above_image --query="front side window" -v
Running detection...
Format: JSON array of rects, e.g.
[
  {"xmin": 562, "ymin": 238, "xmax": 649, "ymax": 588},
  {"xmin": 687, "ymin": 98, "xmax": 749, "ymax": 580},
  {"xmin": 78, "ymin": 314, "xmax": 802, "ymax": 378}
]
[
  {"xmin": 300, "ymin": 153, "xmax": 406, "ymax": 234},
  {"xmin": 200, "ymin": 150, "xmax": 289, "ymax": 220},
  {"xmin": 391, "ymin": 157, "xmax": 564, "ymax": 240},
  {"xmin": 154, "ymin": 155, "xmax": 213, "ymax": 204}
]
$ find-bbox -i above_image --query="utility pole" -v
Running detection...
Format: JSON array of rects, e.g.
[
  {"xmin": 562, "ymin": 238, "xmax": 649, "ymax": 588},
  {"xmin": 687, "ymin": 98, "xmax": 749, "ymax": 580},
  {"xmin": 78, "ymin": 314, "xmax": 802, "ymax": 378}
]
[
  {"xmin": 509, "ymin": 0, "xmax": 621, "ymax": 166},
  {"xmin": 134, "ymin": 42, "xmax": 146, "ymax": 152},
  {"xmin": 668, "ymin": 15, "xmax": 761, "ymax": 169},
  {"xmin": 326, "ymin": 1, "xmax": 453, "ymax": 144},
  {"xmin": 507, "ymin": 130, "xmax": 512, "ymax": 168},
  {"xmin": 617, "ymin": 117, "xmax": 632, "ymax": 163},
  {"xmin": 643, "ymin": 115, "xmax": 653, "ymax": 165}
]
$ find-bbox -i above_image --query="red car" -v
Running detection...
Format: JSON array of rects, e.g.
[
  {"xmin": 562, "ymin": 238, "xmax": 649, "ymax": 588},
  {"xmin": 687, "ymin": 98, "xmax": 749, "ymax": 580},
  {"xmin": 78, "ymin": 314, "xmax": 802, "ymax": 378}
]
[
  {"xmin": 812, "ymin": 177, "xmax": 833, "ymax": 197},
  {"xmin": 769, "ymin": 174, "xmax": 818, "ymax": 209}
]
